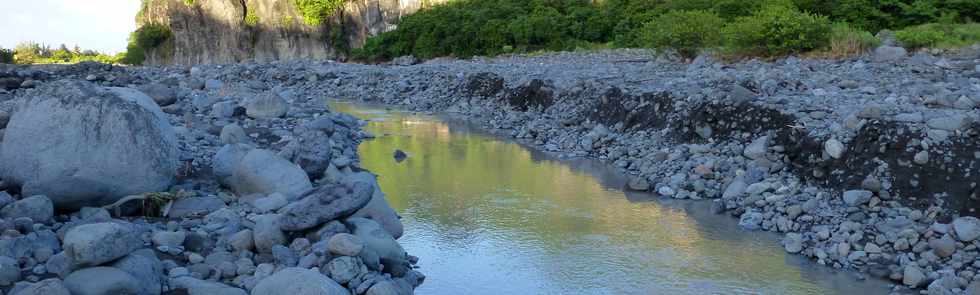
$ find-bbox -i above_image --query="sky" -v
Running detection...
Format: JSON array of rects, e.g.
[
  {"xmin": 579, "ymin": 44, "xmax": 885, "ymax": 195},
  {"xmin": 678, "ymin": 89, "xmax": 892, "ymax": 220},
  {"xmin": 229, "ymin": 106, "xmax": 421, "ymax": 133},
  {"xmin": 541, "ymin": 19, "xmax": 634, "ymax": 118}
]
[{"xmin": 0, "ymin": 0, "xmax": 143, "ymax": 54}]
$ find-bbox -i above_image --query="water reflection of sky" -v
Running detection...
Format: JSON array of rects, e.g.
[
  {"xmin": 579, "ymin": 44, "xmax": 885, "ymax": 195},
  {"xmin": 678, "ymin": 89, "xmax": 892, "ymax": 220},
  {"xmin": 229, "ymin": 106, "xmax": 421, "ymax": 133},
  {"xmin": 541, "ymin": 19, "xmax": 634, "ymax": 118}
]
[{"xmin": 330, "ymin": 101, "xmax": 891, "ymax": 295}]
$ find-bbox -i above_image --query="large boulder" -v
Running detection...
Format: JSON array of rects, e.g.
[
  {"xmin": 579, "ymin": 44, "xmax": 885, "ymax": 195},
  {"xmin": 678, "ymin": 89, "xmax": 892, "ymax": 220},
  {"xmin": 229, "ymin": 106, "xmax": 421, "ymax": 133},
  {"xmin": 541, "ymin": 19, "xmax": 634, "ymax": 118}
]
[
  {"xmin": 346, "ymin": 218, "xmax": 406, "ymax": 263},
  {"xmin": 0, "ymin": 256, "xmax": 20, "ymax": 285},
  {"xmin": 348, "ymin": 172, "xmax": 404, "ymax": 239},
  {"xmin": 63, "ymin": 222, "xmax": 142, "ymax": 266},
  {"xmin": 213, "ymin": 146, "xmax": 312, "ymax": 199},
  {"xmin": 280, "ymin": 181, "xmax": 373, "ymax": 231},
  {"xmin": 137, "ymin": 83, "xmax": 177, "ymax": 106},
  {"xmin": 244, "ymin": 92, "xmax": 288, "ymax": 119},
  {"xmin": 171, "ymin": 277, "xmax": 247, "ymax": 295},
  {"xmin": 953, "ymin": 217, "xmax": 980, "ymax": 242},
  {"xmin": 10, "ymin": 278, "xmax": 71, "ymax": 295},
  {"xmin": 280, "ymin": 129, "xmax": 333, "ymax": 179},
  {"xmin": 0, "ymin": 81, "xmax": 179, "ymax": 210},
  {"xmin": 253, "ymin": 214, "xmax": 286, "ymax": 253},
  {"xmin": 63, "ymin": 267, "xmax": 141, "ymax": 295},
  {"xmin": 0, "ymin": 195, "xmax": 53, "ymax": 223},
  {"xmin": 251, "ymin": 267, "xmax": 348, "ymax": 295},
  {"xmin": 111, "ymin": 249, "xmax": 163, "ymax": 295}
]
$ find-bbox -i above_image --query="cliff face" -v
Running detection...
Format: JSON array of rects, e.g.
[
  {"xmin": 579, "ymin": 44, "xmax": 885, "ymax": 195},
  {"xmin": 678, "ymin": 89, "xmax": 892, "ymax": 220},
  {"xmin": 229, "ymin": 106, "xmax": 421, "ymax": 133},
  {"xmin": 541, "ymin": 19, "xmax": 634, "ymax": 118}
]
[{"xmin": 137, "ymin": 0, "xmax": 445, "ymax": 65}]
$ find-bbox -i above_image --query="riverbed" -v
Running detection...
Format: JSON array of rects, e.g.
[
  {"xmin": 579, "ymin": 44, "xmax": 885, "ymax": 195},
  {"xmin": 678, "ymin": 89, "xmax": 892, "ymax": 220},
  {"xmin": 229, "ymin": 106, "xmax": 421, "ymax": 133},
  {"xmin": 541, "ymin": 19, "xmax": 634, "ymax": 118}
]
[{"xmin": 331, "ymin": 101, "xmax": 893, "ymax": 295}]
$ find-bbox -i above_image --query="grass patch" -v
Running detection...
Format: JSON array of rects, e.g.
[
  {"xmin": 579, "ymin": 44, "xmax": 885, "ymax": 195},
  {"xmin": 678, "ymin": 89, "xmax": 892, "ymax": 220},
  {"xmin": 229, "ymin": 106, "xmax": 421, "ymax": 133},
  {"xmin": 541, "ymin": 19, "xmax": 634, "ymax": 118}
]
[
  {"xmin": 808, "ymin": 22, "xmax": 880, "ymax": 58},
  {"xmin": 896, "ymin": 23, "xmax": 980, "ymax": 49}
]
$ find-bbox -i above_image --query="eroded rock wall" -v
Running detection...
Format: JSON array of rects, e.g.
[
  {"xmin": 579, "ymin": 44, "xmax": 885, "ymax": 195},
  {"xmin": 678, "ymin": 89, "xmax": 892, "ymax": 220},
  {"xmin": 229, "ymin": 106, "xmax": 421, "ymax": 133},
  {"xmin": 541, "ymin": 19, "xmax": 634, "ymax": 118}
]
[{"xmin": 138, "ymin": 0, "xmax": 445, "ymax": 65}]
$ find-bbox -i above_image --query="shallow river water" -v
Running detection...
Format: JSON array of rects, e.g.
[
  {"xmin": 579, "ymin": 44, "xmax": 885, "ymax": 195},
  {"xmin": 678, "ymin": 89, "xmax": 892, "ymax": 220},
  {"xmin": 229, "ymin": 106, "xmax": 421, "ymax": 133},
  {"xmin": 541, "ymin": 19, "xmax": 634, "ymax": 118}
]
[{"xmin": 330, "ymin": 101, "xmax": 892, "ymax": 295}]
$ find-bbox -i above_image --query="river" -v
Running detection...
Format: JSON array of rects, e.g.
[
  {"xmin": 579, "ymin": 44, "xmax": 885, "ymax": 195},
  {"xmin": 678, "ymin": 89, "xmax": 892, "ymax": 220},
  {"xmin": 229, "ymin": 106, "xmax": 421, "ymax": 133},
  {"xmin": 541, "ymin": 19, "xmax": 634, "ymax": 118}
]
[{"xmin": 330, "ymin": 101, "xmax": 892, "ymax": 295}]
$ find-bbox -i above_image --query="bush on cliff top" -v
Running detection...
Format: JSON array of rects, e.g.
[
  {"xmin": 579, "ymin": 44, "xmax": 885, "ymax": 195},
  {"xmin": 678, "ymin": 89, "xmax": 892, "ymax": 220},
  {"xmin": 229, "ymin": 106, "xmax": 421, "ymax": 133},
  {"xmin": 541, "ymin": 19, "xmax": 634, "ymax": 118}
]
[{"xmin": 293, "ymin": 0, "xmax": 345, "ymax": 26}]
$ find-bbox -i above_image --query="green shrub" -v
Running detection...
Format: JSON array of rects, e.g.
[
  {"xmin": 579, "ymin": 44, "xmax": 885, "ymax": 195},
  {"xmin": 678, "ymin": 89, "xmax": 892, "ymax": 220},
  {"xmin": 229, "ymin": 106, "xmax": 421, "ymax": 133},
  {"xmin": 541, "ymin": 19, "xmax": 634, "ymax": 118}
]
[
  {"xmin": 292, "ymin": 0, "xmax": 344, "ymax": 26},
  {"xmin": 121, "ymin": 23, "xmax": 172, "ymax": 65},
  {"xmin": 638, "ymin": 10, "xmax": 724, "ymax": 58},
  {"xmin": 0, "ymin": 48, "xmax": 12, "ymax": 64},
  {"xmin": 245, "ymin": 10, "xmax": 260, "ymax": 26},
  {"xmin": 352, "ymin": 0, "xmax": 615, "ymax": 61},
  {"xmin": 723, "ymin": 4, "xmax": 832, "ymax": 56},
  {"xmin": 896, "ymin": 23, "xmax": 980, "ymax": 48},
  {"xmin": 896, "ymin": 26, "xmax": 946, "ymax": 48},
  {"xmin": 134, "ymin": 23, "xmax": 172, "ymax": 49},
  {"xmin": 3, "ymin": 42, "xmax": 120, "ymax": 65},
  {"xmin": 813, "ymin": 22, "xmax": 880, "ymax": 57},
  {"xmin": 712, "ymin": 0, "xmax": 763, "ymax": 20},
  {"xmin": 351, "ymin": 0, "xmax": 976, "ymax": 61}
]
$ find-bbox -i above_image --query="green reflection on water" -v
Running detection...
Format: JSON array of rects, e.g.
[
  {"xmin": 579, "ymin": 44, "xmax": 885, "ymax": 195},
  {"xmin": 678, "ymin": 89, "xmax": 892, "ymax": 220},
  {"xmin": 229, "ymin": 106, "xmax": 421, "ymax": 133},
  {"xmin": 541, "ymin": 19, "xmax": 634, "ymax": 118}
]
[{"xmin": 330, "ymin": 101, "xmax": 885, "ymax": 295}]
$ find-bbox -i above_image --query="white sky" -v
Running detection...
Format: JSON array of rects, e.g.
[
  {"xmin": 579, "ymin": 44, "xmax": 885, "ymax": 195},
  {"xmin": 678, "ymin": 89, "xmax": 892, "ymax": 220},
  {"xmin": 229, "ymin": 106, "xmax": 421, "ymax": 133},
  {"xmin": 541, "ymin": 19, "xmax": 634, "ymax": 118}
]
[{"xmin": 0, "ymin": 0, "xmax": 142, "ymax": 54}]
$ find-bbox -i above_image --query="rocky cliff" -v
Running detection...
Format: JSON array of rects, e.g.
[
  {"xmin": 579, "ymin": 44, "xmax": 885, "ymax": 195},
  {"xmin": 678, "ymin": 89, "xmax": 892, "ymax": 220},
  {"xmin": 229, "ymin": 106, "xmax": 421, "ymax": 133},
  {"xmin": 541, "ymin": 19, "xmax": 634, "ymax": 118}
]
[{"xmin": 137, "ymin": 0, "xmax": 445, "ymax": 65}]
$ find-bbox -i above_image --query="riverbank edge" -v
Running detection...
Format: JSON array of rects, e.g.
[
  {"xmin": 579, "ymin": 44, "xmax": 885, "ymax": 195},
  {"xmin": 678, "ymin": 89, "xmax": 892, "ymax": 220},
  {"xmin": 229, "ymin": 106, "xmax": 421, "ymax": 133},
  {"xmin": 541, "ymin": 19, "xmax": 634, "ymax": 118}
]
[{"xmin": 309, "ymin": 51, "xmax": 980, "ymax": 293}]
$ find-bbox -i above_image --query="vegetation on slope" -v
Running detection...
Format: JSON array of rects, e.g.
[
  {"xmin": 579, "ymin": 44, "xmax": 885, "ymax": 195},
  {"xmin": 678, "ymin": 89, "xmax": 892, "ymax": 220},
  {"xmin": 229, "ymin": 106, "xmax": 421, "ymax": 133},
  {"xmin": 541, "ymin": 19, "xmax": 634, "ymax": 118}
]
[
  {"xmin": 0, "ymin": 42, "xmax": 121, "ymax": 65},
  {"xmin": 121, "ymin": 23, "xmax": 173, "ymax": 65},
  {"xmin": 292, "ymin": 0, "xmax": 345, "ymax": 26},
  {"xmin": 352, "ymin": 0, "xmax": 980, "ymax": 61}
]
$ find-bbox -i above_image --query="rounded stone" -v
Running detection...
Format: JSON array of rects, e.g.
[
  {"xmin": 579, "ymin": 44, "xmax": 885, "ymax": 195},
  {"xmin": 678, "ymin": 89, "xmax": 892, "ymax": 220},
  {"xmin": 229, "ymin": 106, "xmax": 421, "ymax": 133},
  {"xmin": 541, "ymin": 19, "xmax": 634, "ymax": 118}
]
[
  {"xmin": 251, "ymin": 267, "xmax": 347, "ymax": 295},
  {"xmin": 327, "ymin": 233, "xmax": 364, "ymax": 257}
]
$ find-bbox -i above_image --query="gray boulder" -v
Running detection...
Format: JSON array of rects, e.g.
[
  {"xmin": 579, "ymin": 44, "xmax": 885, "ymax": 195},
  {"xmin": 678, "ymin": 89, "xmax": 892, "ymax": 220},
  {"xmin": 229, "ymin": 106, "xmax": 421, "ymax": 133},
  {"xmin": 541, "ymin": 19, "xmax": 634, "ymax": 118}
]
[
  {"xmin": 328, "ymin": 233, "xmax": 365, "ymax": 257},
  {"xmin": 0, "ymin": 195, "xmax": 53, "ymax": 223},
  {"xmin": 64, "ymin": 267, "xmax": 141, "ymax": 295},
  {"xmin": 783, "ymin": 233, "xmax": 803, "ymax": 253},
  {"xmin": 842, "ymin": 190, "xmax": 872, "ymax": 206},
  {"xmin": 0, "ymin": 256, "xmax": 20, "ymax": 285},
  {"xmin": 245, "ymin": 92, "xmax": 288, "ymax": 119},
  {"xmin": 112, "ymin": 249, "xmax": 163, "ymax": 295},
  {"xmin": 171, "ymin": 276, "xmax": 247, "ymax": 295},
  {"xmin": 873, "ymin": 46, "xmax": 907, "ymax": 62},
  {"xmin": 251, "ymin": 267, "xmax": 348, "ymax": 295},
  {"xmin": 348, "ymin": 172, "xmax": 404, "ymax": 239},
  {"xmin": 63, "ymin": 222, "xmax": 141, "ymax": 266},
  {"xmin": 953, "ymin": 217, "xmax": 980, "ymax": 242},
  {"xmin": 220, "ymin": 123, "xmax": 249, "ymax": 145},
  {"xmin": 280, "ymin": 130, "xmax": 333, "ymax": 179},
  {"xmin": 138, "ymin": 83, "xmax": 177, "ymax": 106},
  {"xmin": 253, "ymin": 214, "xmax": 286, "ymax": 253},
  {"xmin": 213, "ymin": 144, "xmax": 253, "ymax": 185},
  {"xmin": 366, "ymin": 279, "xmax": 408, "ymax": 295},
  {"xmin": 0, "ymin": 81, "xmax": 179, "ymax": 210},
  {"xmin": 347, "ymin": 218, "xmax": 406, "ymax": 263},
  {"xmin": 215, "ymin": 147, "xmax": 312, "ymax": 199},
  {"xmin": 11, "ymin": 278, "xmax": 71, "ymax": 295},
  {"xmin": 903, "ymin": 265, "xmax": 926, "ymax": 287},
  {"xmin": 280, "ymin": 181, "xmax": 373, "ymax": 231},
  {"xmin": 929, "ymin": 236, "xmax": 956, "ymax": 258},
  {"xmin": 739, "ymin": 211, "xmax": 764, "ymax": 230},
  {"xmin": 325, "ymin": 256, "xmax": 364, "ymax": 284}
]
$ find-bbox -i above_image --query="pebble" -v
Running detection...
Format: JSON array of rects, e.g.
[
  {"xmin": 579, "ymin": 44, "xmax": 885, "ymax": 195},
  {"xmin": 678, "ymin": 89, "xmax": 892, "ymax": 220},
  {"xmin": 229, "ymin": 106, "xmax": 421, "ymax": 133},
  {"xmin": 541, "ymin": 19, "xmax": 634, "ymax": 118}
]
[{"xmin": 824, "ymin": 138, "xmax": 844, "ymax": 159}]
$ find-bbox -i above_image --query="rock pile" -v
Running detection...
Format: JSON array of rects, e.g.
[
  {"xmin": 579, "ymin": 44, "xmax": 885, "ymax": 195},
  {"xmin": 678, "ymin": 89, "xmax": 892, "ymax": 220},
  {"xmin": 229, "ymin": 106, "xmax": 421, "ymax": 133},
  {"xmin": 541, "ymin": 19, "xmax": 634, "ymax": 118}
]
[{"xmin": 0, "ymin": 66, "xmax": 422, "ymax": 294}]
